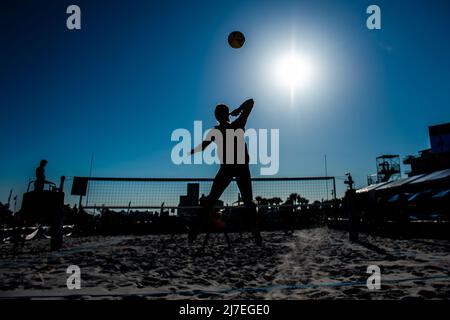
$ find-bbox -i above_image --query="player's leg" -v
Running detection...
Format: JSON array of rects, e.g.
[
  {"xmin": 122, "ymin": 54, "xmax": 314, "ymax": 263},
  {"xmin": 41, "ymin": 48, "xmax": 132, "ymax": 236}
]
[
  {"xmin": 189, "ymin": 167, "xmax": 233, "ymax": 243},
  {"xmin": 205, "ymin": 166, "xmax": 233, "ymax": 209},
  {"xmin": 235, "ymin": 165, "xmax": 262, "ymax": 245}
]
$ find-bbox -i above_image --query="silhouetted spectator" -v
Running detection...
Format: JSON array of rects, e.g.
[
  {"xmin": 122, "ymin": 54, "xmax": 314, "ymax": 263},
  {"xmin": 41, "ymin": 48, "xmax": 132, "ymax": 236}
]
[{"xmin": 34, "ymin": 159, "xmax": 48, "ymax": 191}]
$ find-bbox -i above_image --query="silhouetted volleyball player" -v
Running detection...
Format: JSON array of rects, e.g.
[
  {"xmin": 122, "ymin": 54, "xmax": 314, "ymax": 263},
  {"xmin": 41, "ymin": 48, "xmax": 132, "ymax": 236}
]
[{"xmin": 189, "ymin": 98, "xmax": 262, "ymax": 245}]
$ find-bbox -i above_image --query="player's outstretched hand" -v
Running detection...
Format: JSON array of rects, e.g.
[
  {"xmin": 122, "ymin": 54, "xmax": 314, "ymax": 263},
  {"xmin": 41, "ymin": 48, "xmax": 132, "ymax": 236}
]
[
  {"xmin": 230, "ymin": 98, "xmax": 254, "ymax": 117},
  {"xmin": 229, "ymin": 108, "xmax": 241, "ymax": 117}
]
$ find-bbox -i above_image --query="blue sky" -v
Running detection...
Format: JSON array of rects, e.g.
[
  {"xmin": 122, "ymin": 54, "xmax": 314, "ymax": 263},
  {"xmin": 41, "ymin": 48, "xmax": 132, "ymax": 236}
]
[{"xmin": 1, "ymin": 0, "xmax": 450, "ymax": 202}]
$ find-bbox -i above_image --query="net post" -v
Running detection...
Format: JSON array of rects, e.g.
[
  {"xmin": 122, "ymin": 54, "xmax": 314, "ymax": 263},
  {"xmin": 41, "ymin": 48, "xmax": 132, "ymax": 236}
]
[{"xmin": 333, "ymin": 177, "xmax": 337, "ymax": 200}]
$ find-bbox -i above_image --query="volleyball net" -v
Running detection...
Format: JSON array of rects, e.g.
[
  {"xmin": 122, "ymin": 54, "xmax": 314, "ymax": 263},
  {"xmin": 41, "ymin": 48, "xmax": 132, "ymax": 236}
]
[{"xmin": 70, "ymin": 177, "xmax": 336, "ymax": 212}]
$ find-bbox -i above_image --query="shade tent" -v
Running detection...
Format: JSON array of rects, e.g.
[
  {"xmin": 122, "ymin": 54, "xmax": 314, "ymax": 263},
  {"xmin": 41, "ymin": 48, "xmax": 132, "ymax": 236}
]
[
  {"xmin": 356, "ymin": 181, "xmax": 390, "ymax": 194},
  {"xmin": 388, "ymin": 194, "xmax": 401, "ymax": 203},
  {"xmin": 376, "ymin": 174, "xmax": 426, "ymax": 190},
  {"xmin": 432, "ymin": 189, "xmax": 450, "ymax": 199},
  {"xmin": 408, "ymin": 190, "xmax": 435, "ymax": 202},
  {"xmin": 357, "ymin": 169, "xmax": 450, "ymax": 194},
  {"xmin": 409, "ymin": 169, "xmax": 450, "ymax": 185}
]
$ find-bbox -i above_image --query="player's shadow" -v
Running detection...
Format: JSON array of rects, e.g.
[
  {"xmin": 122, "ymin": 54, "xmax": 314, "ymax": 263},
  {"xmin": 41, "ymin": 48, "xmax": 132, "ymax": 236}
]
[{"xmin": 355, "ymin": 238, "xmax": 399, "ymax": 261}]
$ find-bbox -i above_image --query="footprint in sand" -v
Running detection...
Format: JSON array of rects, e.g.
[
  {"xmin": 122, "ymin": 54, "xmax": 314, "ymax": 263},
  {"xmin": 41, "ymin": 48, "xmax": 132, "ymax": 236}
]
[
  {"xmin": 343, "ymin": 288, "xmax": 363, "ymax": 295},
  {"xmin": 418, "ymin": 289, "xmax": 436, "ymax": 299}
]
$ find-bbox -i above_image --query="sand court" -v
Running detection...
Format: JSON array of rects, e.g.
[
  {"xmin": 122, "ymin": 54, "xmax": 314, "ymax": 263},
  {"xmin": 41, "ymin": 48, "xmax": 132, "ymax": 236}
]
[{"xmin": 1, "ymin": 228, "xmax": 449, "ymax": 300}]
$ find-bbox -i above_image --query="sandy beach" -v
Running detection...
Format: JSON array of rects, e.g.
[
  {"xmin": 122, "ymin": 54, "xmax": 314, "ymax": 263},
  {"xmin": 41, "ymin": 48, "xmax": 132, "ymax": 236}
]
[{"xmin": 1, "ymin": 228, "xmax": 449, "ymax": 300}]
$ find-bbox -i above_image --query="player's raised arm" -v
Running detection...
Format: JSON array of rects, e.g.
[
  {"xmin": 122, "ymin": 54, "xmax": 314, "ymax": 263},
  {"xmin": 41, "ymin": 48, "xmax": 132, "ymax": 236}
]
[
  {"xmin": 231, "ymin": 98, "xmax": 254, "ymax": 128},
  {"xmin": 189, "ymin": 140, "xmax": 211, "ymax": 155},
  {"xmin": 189, "ymin": 129, "xmax": 215, "ymax": 155}
]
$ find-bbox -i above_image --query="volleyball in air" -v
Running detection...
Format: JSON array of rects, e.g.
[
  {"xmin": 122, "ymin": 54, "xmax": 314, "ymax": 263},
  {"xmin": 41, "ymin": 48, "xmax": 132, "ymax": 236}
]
[{"xmin": 228, "ymin": 31, "xmax": 245, "ymax": 49}]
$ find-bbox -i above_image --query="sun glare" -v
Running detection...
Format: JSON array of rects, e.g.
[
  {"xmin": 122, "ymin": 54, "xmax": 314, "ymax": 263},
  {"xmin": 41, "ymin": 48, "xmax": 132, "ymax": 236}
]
[
  {"xmin": 276, "ymin": 55, "xmax": 313, "ymax": 87},
  {"xmin": 273, "ymin": 52, "xmax": 316, "ymax": 104}
]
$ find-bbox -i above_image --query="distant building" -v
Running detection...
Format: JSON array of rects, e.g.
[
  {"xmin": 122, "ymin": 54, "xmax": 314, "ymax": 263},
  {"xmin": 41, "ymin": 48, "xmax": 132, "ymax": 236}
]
[
  {"xmin": 177, "ymin": 183, "xmax": 200, "ymax": 217},
  {"xmin": 215, "ymin": 199, "xmax": 224, "ymax": 207},
  {"xmin": 404, "ymin": 122, "xmax": 450, "ymax": 176},
  {"xmin": 187, "ymin": 183, "xmax": 199, "ymax": 202},
  {"xmin": 430, "ymin": 122, "xmax": 450, "ymax": 153},
  {"xmin": 376, "ymin": 155, "xmax": 401, "ymax": 182},
  {"xmin": 367, "ymin": 155, "xmax": 401, "ymax": 185}
]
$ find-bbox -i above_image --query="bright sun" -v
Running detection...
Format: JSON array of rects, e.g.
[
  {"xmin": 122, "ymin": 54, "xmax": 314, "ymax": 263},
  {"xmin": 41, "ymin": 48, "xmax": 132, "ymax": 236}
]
[{"xmin": 274, "ymin": 53, "xmax": 316, "ymax": 101}]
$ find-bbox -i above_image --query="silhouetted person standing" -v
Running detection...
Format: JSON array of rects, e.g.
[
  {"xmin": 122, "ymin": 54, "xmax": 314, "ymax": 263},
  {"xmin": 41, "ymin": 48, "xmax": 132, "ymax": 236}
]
[
  {"xmin": 189, "ymin": 98, "xmax": 262, "ymax": 245},
  {"xmin": 35, "ymin": 160, "xmax": 48, "ymax": 191}
]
